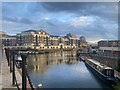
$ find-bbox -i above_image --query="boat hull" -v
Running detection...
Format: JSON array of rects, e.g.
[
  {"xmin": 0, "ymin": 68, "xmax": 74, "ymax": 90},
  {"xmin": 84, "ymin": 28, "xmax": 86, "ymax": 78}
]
[{"xmin": 85, "ymin": 62, "xmax": 116, "ymax": 85}]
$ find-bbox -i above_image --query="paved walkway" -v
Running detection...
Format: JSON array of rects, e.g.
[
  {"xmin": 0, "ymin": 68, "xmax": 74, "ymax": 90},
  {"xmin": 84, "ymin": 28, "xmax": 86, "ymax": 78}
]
[
  {"xmin": 0, "ymin": 48, "xmax": 3, "ymax": 90},
  {"xmin": 1, "ymin": 51, "xmax": 22, "ymax": 89},
  {"xmin": 0, "ymin": 69, "xmax": 2, "ymax": 90}
]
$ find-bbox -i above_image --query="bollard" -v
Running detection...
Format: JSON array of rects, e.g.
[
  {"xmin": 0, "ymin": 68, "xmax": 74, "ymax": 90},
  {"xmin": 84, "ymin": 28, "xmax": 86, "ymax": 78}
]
[{"xmin": 21, "ymin": 54, "xmax": 27, "ymax": 90}]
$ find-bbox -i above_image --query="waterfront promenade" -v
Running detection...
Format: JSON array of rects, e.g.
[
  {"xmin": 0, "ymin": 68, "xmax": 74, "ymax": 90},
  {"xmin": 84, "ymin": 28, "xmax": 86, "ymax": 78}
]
[
  {"xmin": 0, "ymin": 48, "xmax": 22, "ymax": 89},
  {"xmin": 0, "ymin": 67, "xmax": 2, "ymax": 90}
]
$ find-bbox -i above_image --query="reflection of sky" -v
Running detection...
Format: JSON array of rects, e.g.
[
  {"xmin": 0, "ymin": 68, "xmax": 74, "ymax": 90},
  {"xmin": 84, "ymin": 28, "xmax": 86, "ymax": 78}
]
[
  {"xmin": 27, "ymin": 51, "xmax": 109, "ymax": 88},
  {"xmin": 28, "ymin": 61, "xmax": 107, "ymax": 88},
  {"xmin": 2, "ymin": 2, "xmax": 118, "ymax": 43}
]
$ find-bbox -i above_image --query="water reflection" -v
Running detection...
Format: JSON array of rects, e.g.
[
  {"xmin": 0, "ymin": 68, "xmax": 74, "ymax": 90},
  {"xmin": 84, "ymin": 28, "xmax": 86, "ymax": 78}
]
[
  {"xmin": 27, "ymin": 51, "xmax": 109, "ymax": 88},
  {"xmin": 27, "ymin": 51, "xmax": 77, "ymax": 72}
]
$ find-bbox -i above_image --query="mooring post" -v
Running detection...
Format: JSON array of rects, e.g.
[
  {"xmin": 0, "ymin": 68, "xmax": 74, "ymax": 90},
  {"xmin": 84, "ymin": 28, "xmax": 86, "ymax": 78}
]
[{"xmin": 21, "ymin": 54, "xmax": 27, "ymax": 90}]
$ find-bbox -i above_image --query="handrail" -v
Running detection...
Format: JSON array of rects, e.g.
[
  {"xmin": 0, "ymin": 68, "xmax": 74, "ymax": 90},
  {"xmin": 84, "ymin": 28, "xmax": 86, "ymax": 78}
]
[
  {"xmin": 14, "ymin": 72, "xmax": 21, "ymax": 90},
  {"xmin": 26, "ymin": 68, "xmax": 35, "ymax": 90},
  {"xmin": 4, "ymin": 48, "xmax": 35, "ymax": 90}
]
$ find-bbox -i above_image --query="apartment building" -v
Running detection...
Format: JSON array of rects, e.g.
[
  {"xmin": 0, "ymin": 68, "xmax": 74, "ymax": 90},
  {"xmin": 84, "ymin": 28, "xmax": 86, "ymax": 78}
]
[
  {"xmin": 98, "ymin": 40, "xmax": 120, "ymax": 47},
  {"xmin": 98, "ymin": 40, "xmax": 120, "ymax": 58},
  {"xmin": 66, "ymin": 33, "xmax": 78, "ymax": 48},
  {"xmin": 1, "ymin": 32, "xmax": 16, "ymax": 46},
  {"xmin": 79, "ymin": 36, "xmax": 88, "ymax": 48},
  {"xmin": 16, "ymin": 29, "xmax": 78, "ymax": 49}
]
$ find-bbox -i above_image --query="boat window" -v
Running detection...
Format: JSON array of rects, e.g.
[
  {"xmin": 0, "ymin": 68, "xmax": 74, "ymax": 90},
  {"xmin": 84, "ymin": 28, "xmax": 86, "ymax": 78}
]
[{"xmin": 106, "ymin": 69, "xmax": 114, "ymax": 77}]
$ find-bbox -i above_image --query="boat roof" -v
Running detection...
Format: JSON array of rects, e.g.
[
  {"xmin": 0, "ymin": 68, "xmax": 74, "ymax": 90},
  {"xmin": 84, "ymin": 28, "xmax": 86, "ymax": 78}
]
[{"xmin": 87, "ymin": 59, "xmax": 113, "ymax": 70}]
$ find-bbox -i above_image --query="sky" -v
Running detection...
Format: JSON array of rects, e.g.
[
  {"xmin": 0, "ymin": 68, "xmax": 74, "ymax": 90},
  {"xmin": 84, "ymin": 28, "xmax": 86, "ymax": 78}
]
[{"xmin": 1, "ymin": 2, "xmax": 118, "ymax": 43}]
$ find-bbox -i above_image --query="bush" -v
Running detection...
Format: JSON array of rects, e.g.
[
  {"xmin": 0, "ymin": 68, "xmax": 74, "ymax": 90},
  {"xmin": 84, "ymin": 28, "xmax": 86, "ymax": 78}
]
[
  {"xmin": 112, "ymin": 81, "xmax": 120, "ymax": 90},
  {"xmin": 116, "ymin": 66, "xmax": 120, "ymax": 72}
]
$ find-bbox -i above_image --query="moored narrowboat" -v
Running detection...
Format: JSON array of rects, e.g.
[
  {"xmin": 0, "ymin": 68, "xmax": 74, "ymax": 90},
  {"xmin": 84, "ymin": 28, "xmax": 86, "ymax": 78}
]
[
  {"xmin": 85, "ymin": 59, "xmax": 117, "ymax": 84},
  {"xmin": 80, "ymin": 56, "xmax": 86, "ymax": 62}
]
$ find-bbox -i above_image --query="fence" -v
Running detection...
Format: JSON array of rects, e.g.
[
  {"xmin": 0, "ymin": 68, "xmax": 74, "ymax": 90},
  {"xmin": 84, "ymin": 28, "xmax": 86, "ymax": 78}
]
[{"xmin": 4, "ymin": 48, "xmax": 35, "ymax": 90}]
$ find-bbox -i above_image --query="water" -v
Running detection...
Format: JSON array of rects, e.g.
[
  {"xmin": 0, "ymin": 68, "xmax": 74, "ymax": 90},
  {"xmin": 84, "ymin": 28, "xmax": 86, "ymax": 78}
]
[{"xmin": 27, "ymin": 50, "xmax": 110, "ymax": 88}]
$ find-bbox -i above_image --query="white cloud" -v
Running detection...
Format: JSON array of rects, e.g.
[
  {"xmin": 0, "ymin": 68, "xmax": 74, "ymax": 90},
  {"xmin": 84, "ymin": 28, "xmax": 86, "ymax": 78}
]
[
  {"xmin": 2, "ymin": 20, "xmax": 30, "ymax": 34},
  {"xmin": 70, "ymin": 16, "xmax": 95, "ymax": 27},
  {"xmin": 44, "ymin": 17, "xmax": 50, "ymax": 20}
]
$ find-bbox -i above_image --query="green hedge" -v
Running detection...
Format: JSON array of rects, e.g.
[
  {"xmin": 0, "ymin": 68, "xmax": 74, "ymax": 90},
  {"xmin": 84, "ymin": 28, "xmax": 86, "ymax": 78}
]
[{"xmin": 112, "ymin": 81, "xmax": 120, "ymax": 90}]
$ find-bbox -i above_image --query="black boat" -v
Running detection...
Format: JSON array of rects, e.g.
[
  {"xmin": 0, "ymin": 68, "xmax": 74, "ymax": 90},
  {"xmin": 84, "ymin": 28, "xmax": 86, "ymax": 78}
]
[
  {"xmin": 85, "ymin": 59, "xmax": 117, "ymax": 84},
  {"xmin": 80, "ymin": 56, "xmax": 86, "ymax": 62}
]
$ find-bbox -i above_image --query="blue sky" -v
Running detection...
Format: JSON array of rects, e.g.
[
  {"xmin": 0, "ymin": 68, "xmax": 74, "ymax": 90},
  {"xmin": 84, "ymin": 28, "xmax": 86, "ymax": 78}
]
[{"xmin": 1, "ymin": 2, "xmax": 118, "ymax": 42}]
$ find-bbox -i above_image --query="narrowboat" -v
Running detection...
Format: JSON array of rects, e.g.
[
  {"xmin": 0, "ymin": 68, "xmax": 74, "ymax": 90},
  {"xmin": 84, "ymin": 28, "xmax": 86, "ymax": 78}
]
[
  {"xmin": 80, "ymin": 56, "xmax": 86, "ymax": 62},
  {"xmin": 85, "ymin": 59, "xmax": 117, "ymax": 84}
]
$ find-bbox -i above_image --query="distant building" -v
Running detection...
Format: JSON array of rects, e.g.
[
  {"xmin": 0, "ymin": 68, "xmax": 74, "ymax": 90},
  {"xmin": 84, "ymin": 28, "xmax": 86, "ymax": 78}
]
[
  {"xmin": 16, "ymin": 33, "xmax": 23, "ymax": 46},
  {"xmin": 89, "ymin": 45, "xmax": 99, "ymax": 53},
  {"xmin": 1, "ymin": 32, "xmax": 16, "ymax": 46},
  {"xmin": 98, "ymin": 40, "xmax": 120, "ymax": 59},
  {"xmin": 98, "ymin": 40, "xmax": 120, "ymax": 47},
  {"xmin": 15, "ymin": 30, "xmax": 79, "ymax": 49},
  {"xmin": 66, "ymin": 33, "xmax": 77, "ymax": 48},
  {"xmin": 16, "ymin": 30, "xmax": 50, "ymax": 49},
  {"xmin": 3, "ymin": 29, "xmax": 88, "ymax": 50},
  {"xmin": 0, "ymin": 31, "xmax": 3, "ymax": 47},
  {"xmin": 79, "ymin": 36, "xmax": 88, "ymax": 48},
  {"xmin": 2, "ymin": 36, "xmax": 16, "ymax": 46}
]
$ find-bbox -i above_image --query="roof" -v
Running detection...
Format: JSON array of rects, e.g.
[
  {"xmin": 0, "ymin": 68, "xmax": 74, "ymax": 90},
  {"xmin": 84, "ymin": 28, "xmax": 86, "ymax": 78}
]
[
  {"xmin": 99, "ymin": 47, "xmax": 120, "ymax": 51},
  {"xmin": 36, "ymin": 29, "xmax": 49, "ymax": 35},
  {"xmin": 22, "ymin": 30, "xmax": 36, "ymax": 33},
  {"xmin": 50, "ymin": 35, "xmax": 59, "ymax": 37},
  {"xmin": 87, "ymin": 59, "xmax": 112, "ymax": 70},
  {"xmin": 66, "ymin": 33, "xmax": 77, "ymax": 38},
  {"xmin": 98, "ymin": 40, "xmax": 120, "ymax": 42}
]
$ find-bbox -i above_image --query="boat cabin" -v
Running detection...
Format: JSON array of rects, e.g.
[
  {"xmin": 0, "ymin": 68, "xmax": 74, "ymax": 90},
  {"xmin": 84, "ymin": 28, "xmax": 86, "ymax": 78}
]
[
  {"xmin": 102, "ymin": 68, "xmax": 114, "ymax": 77},
  {"xmin": 86, "ymin": 59, "xmax": 115, "ymax": 78}
]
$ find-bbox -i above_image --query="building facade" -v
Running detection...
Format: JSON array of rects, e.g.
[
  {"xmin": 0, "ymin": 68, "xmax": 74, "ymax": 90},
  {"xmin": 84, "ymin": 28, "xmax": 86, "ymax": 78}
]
[
  {"xmin": 98, "ymin": 40, "xmax": 120, "ymax": 57},
  {"xmin": 16, "ymin": 29, "xmax": 79, "ymax": 49},
  {"xmin": 98, "ymin": 40, "xmax": 120, "ymax": 47},
  {"xmin": 79, "ymin": 36, "xmax": 88, "ymax": 48},
  {"xmin": 1, "ymin": 32, "xmax": 16, "ymax": 46}
]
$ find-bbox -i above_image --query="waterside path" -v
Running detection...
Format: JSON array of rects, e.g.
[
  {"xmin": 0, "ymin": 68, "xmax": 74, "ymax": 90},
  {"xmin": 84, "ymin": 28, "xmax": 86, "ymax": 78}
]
[{"xmin": 1, "ymin": 51, "xmax": 22, "ymax": 89}]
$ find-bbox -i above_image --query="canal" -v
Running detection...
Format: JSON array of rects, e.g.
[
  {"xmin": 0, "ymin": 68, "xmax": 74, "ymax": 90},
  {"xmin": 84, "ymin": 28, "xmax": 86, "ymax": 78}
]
[{"xmin": 27, "ymin": 50, "xmax": 110, "ymax": 88}]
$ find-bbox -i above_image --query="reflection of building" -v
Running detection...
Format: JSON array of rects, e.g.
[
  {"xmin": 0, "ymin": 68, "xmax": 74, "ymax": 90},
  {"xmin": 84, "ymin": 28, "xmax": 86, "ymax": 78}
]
[
  {"xmin": 28, "ymin": 51, "xmax": 77, "ymax": 72},
  {"xmin": 16, "ymin": 29, "xmax": 79, "ymax": 49},
  {"xmin": 27, "ymin": 55, "xmax": 48, "ymax": 72}
]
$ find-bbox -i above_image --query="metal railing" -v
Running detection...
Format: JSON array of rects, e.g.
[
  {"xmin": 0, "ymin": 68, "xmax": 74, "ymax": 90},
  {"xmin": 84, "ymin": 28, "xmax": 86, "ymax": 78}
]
[{"xmin": 4, "ymin": 48, "xmax": 35, "ymax": 90}]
